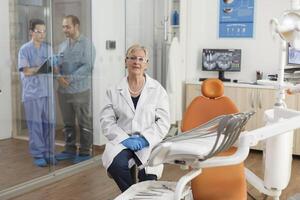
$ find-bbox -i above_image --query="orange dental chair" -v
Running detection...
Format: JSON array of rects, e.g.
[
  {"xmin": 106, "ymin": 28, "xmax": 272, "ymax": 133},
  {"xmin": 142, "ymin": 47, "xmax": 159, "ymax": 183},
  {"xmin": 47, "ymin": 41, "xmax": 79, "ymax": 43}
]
[
  {"xmin": 181, "ymin": 78, "xmax": 247, "ymax": 200},
  {"xmin": 115, "ymin": 78, "xmax": 252, "ymax": 200}
]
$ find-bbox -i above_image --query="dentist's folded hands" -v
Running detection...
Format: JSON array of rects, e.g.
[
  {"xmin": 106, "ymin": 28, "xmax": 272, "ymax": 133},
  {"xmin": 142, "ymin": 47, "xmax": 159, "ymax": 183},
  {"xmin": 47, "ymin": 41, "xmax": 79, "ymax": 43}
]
[
  {"xmin": 121, "ymin": 135, "xmax": 149, "ymax": 151},
  {"xmin": 135, "ymin": 135, "xmax": 149, "ymax": 148}
]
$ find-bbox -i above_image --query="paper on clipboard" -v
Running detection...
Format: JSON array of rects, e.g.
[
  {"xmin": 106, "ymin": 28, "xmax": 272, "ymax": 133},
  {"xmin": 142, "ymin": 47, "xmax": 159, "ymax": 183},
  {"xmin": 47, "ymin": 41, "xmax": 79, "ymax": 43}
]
[{"xmin": 37, "ymin": 57, "xmax": 52, "ymax": 74}]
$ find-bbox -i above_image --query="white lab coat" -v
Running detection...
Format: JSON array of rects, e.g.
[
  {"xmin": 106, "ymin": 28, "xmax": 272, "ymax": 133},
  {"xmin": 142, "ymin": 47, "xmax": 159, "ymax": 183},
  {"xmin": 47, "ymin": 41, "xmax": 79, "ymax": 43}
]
[{"xmin": 100, "ymin": 74, "xmax": 170, "ymax": 177}]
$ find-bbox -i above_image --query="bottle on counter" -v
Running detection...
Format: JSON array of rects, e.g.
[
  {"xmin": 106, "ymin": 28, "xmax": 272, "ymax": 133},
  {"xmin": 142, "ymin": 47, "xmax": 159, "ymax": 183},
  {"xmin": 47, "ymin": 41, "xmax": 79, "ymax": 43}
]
[{"xmin": 171, "ymin": 10, "xmax": 179, "ymax": 25}]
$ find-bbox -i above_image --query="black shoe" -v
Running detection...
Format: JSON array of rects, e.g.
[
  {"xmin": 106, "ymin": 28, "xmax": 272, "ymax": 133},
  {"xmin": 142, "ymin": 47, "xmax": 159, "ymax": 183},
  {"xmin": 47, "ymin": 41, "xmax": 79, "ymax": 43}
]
[
  {"xmin": 55, "ymin": 151, "xmax": 76, "ymax": 161},
  {"xmin": 73, "ymin": 154, "xmax": 91, "ymax": 164}
]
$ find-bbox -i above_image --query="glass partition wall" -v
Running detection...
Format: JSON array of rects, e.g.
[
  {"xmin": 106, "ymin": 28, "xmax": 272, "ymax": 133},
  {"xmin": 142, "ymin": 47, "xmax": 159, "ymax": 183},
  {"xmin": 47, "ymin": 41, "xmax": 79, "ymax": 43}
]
[
  {"xmin": 0, "ymin": 0, "xmax": 94, "ymax": 192},
  {"xmin": 1, "ymin": 0, "xmax": 179, "ymax": 197},
  {"xmin": 1, "ymin": 0, "xmax": 54, "ymax": 191}
]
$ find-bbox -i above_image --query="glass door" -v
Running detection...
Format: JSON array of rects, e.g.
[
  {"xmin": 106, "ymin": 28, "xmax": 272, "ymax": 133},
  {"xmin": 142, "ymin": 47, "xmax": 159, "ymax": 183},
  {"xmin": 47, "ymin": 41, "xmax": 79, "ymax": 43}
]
[{"xmin": 0, "ymin": 0, "xmax": 94, "ymax": 192}]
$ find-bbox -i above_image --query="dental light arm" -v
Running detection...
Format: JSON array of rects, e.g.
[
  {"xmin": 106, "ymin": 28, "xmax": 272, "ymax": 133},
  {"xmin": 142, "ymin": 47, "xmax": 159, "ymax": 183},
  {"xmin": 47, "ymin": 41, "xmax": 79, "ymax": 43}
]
[
  {"xmin": 268, "ymin": 8, "xmax": 300, "ymax": 108},
  {"xmin": 270, "ymin": 10, "xmax": 300, "ymax": 49}
]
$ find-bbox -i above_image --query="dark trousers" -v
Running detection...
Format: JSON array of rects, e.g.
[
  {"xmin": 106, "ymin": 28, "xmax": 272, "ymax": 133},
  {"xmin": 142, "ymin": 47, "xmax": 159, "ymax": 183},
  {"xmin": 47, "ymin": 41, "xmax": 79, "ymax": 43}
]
[
  {"xmin": 58, "ymin": 90, "xmax": 93, "ymax": 155},
  {"xmin": 107, "ymin": 149, "xmax": 157, "ymax": 192}
]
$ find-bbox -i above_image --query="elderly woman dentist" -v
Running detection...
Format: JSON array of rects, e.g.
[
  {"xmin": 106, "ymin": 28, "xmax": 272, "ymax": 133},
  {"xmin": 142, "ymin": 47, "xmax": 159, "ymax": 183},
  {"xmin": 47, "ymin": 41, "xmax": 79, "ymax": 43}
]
[{"xmin": 99, "ymin": 44, "xmax": 170, "ymax": 192}]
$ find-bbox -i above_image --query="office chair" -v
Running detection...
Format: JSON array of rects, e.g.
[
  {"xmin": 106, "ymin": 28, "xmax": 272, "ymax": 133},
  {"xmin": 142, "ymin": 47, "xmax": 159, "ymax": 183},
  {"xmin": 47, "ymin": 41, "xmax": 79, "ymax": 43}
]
[{"xmin": 181, "ymin": 78, "xmax": 247, "ymax": 200}]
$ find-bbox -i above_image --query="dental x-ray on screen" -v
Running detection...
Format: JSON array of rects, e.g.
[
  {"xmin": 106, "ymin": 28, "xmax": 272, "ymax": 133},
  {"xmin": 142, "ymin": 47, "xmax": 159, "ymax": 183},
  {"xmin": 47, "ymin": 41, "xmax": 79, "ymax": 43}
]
[{"xmin": 202, "ymin": 49, "xmax": 241, "ymax": 71}]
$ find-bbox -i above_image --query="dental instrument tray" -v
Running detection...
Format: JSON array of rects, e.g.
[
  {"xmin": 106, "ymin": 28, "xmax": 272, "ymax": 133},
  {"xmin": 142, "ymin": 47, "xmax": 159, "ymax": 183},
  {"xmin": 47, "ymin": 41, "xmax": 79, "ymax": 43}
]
[{"xmin": 147, "ymin": 111, "xmax": 255, "ymax": 167}]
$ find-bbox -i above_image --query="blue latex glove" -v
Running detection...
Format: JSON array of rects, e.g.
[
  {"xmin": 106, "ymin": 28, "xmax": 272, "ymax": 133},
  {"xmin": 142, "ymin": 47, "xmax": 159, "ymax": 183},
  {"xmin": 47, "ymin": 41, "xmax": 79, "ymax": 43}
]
[
  {"xmin": 135, "ymin": 136, "xmax": 149, "ymax": 148},
  {"xmin": 121, "ymin": 138, "xmax": 143, "ymax": 151}
]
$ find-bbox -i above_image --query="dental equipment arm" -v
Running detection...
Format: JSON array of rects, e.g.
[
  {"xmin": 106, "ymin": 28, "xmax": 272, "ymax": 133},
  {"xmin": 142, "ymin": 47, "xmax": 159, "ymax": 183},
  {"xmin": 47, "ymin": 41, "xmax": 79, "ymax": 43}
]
[{"xmin": 146, "ymin": 112, "xmax": 254, "ymax": 168}]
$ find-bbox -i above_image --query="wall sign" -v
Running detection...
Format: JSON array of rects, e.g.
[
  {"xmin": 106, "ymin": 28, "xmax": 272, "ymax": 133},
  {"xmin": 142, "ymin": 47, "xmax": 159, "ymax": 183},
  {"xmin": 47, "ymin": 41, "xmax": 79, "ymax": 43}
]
[{"xmin": 219, "ymin": 0, "xmax": 254, "ymax": 38}]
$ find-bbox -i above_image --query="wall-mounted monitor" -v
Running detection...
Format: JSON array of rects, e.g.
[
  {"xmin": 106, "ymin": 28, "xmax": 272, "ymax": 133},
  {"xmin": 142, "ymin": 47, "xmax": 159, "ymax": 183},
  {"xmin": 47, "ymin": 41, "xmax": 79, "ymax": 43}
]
[{"xmin": 202, "ymin": 48, "xmax": 241, "ymax": 82}]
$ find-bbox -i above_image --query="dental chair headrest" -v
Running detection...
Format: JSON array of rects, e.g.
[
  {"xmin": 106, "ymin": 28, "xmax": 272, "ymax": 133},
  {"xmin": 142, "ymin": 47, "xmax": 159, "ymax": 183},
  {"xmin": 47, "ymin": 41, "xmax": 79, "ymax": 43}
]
[{"xmin": 201, "ymin": 78, "xmax": 224, "ymax": 99}]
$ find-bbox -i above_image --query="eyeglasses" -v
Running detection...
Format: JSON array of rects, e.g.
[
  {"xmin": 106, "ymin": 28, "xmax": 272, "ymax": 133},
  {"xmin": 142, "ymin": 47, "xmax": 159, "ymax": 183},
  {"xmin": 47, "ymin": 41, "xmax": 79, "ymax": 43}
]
[
  {"xmin": 33, "ymin": 29, "xmax": 46, "ymax": 34},
  {"xmin": 126, "ymin": 56, "xmax": 148, "ymax": 63}
]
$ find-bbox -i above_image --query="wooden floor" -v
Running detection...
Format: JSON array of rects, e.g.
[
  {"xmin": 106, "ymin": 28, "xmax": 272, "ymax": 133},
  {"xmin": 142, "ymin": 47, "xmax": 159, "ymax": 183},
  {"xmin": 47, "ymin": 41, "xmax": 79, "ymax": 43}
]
[
  {"xmin": 8, "ymin": 150, "xmax": 300, "ymax": 200},
  {"xmin": 246, "ymin": 151, "xmax": 300, "ymax": 200},
  {"xmin": 0, "ymin": 139, "xmax": 102, "ymax": 191},
  {"xmin": 0, "ymin": 139, "xmax": 73, "ymax": 191}
]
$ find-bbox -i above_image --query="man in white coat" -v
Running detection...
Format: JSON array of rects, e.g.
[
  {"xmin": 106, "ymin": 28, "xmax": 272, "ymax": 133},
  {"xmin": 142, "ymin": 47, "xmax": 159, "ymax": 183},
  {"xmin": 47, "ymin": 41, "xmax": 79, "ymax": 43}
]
[{"xmin": 100, "ymin": 44, "xmax": 170, "ymax": 192}]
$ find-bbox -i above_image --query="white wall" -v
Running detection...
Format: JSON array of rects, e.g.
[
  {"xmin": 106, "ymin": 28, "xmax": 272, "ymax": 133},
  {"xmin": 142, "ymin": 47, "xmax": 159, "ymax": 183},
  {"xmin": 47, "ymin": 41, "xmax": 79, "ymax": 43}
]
[
  {"xmin": 92, "ymin": 0, "xmax": 126, "ymax": 145},
  {"xmin": 0, "ymin": 0, "xmax": 12, "ymax": 139},
  {"xmin": 126, "ymin": 0, "xmax": 155, "ymax": 77},
  {"xmin": 186, "ymin": 0, "xmax": 290, "ymax": 82}
]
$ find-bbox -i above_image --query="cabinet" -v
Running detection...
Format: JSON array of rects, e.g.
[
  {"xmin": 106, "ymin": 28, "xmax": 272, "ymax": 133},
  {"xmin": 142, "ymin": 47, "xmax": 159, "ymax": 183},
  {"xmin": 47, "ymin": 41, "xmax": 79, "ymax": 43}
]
[
  {"xmin": 161, "ymin": 0, "xmax": 180, "ymax": 43},
  {"xmin": 185, "ymin": 82, "xmax": 300, "ymax": 155},
  {"xmin": 285, "ymin": 92, "xmax": 300, "ymax": 154}
]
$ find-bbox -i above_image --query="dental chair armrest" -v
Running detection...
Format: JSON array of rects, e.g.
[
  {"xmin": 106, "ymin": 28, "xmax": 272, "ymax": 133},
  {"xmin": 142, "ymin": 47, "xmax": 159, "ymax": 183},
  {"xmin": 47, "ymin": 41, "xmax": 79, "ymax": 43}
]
[
  {"xmin": 147, "ymin": 139, "xmax": 250, "ymax": 169},
  {"xmin": 174, "ymin": 169, "xmax": 202, "ymax": 200}
]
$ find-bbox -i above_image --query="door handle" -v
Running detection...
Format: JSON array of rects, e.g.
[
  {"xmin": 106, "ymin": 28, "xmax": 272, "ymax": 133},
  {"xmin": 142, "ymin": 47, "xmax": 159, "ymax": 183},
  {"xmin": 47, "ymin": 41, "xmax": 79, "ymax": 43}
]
[
  {"xmin": 163, "ymin": 16, "xmax": 169, "ymax": 41},
  {"xmin": 251, "ymin": 91, "xmax": 255, "ymax": 109},
  {"xmin": 258, "ymin": 91, "xmax": 262, "ymax": 109}
]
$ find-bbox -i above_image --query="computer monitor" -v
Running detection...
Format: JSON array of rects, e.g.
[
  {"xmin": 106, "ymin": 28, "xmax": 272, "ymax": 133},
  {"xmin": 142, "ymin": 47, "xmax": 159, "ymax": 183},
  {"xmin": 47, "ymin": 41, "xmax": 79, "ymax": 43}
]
[
  {"xmin": 287, "ymin": 44, "xmax": 300, "ymax": 67},
  {"xmin": 285, "ymin": 44, "xmax": 300, "ymax": 83},
  {"xmin": 202, "ymin": 49, "xmax": 241, "ymax": 82}
]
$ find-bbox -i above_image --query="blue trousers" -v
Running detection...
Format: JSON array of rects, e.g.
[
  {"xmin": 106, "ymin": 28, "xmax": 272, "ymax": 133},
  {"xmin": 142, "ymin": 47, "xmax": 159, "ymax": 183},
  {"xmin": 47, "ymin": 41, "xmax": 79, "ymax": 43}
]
[
  {"xmin": 23, "ymin": 97, "xmax": 55, "ymax": 158},
  {"xmin": 107, "ymin": 149, "xmax": 157, "ymax": 192}
]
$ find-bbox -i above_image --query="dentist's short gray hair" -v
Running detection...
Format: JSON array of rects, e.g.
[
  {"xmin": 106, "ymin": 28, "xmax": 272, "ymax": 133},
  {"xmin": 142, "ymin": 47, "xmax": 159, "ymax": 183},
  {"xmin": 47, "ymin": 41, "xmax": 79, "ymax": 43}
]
[{"xmin": 126, "ymin": 44, "xmax": 149, "ymax": 60}]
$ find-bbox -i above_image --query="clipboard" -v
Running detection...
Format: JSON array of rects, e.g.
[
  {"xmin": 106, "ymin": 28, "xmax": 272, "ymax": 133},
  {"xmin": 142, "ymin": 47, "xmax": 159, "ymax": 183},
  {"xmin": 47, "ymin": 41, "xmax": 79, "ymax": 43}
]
[{"xmin": 36, "ymin": 57, "xmax": 52, "ymax": 74}]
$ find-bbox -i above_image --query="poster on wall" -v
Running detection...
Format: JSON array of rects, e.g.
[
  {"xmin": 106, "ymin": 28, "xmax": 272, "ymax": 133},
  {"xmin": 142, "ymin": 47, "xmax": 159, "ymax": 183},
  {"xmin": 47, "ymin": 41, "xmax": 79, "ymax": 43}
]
[{"xmin": 219, "ymin": 0, "xmax": 254, "ymax": 38}]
